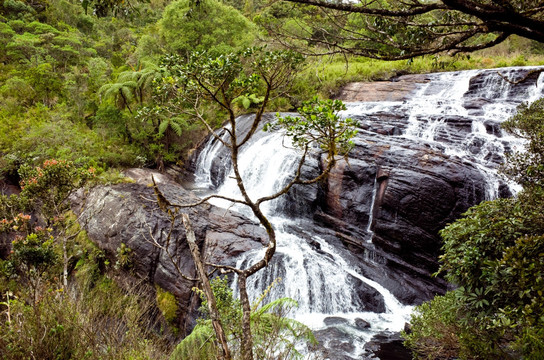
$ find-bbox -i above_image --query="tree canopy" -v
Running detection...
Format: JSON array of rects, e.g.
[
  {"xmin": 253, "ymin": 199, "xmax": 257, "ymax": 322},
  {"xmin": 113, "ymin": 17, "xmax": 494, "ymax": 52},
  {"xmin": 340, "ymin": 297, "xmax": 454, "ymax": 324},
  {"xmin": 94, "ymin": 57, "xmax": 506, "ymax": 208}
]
[
  {"xmin": 159, "ymin": 0, "xmax": 257, "ymax": 57},
  {"xmin": 260, "ymin": 0, "xmax": 544, "ymax": 59}
]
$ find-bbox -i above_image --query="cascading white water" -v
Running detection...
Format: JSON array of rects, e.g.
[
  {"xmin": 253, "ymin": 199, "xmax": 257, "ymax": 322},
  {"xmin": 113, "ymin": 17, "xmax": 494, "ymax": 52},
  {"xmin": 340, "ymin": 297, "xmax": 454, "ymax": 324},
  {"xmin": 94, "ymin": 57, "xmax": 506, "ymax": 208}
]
[
  {"xmin": 194, "ymin": 127, "xmax": 414, "ymax": 358},
  {"xmin": 342, "ymin": 66, "xmax": 544, "ymax": 199},
  {"xmin": 193, "ymin": 132, "xmax": 228, "ymax": 188},
  {"xmin": 192, "ymin": 66, "xmax": 544, "ymax": 358}
]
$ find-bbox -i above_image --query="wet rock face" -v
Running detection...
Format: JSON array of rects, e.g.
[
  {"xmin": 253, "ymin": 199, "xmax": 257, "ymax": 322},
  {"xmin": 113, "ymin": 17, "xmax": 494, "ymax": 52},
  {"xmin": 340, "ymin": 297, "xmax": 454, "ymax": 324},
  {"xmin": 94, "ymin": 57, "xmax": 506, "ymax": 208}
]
[
  {"xmin": 464, "ymin": 68, "xmax": 542, "ymax": 100},
  {"xmin": 313, "ymin": 136, "xmax": 487, "ymax": 302},
  {"xmin": 74, "ymin": 169, "xmax": 266, "ymax": 333},
  {"xmin": 362, "ymin": 331, "xmax": 413, "ymax": 360}
]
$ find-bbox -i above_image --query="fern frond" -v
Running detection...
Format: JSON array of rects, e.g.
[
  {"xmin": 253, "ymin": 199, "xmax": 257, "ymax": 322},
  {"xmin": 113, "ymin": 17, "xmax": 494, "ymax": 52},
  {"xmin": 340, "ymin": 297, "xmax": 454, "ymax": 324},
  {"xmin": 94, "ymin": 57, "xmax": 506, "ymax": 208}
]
[
  {"xmin": 158, "ymin": 119, "xmax": 169, "ymax": 135},
  {"xmin": 251, "ymin": 297, "xmax": 317, "ymax": 359},
  {"xmin": 170, "ymin": 120, "xmax": 183, "ymax": 136},
  {"xmin": 98, "ymin": 82, "xmax": 121, "ymax": 98},
  {"xmin": 118, "ymin": 71, "xmax": 138, "ymax": 83},
  {"xmin": 252, "ymin": 277, "xmax": 282, "ymax": 311},
  {"xmin": 253, "ymin": 297, "xmax": 297, "ymax": 317},
  {"xmin": 170, "ymin": 321, "xmax": 218, "ymax": 360}
]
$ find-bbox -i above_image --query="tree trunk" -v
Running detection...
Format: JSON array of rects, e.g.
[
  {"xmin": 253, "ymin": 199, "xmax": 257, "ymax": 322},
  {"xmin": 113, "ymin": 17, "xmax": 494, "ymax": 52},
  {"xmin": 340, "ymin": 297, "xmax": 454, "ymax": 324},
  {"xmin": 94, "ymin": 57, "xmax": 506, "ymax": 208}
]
[
  {"xmin": 238, "ymin": 273, "xmax": 254, "ymax": 360},
  {"xmin": 182, "ymin": 214, "xmax": 232, "ymax": 360}
]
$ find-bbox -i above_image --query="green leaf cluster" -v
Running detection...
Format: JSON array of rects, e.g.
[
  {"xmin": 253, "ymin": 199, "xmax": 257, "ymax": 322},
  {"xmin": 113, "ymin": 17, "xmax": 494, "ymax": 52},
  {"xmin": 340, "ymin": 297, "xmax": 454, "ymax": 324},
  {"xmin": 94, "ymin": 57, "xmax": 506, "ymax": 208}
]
[
  {"xmin": 156, "ymin": 285, "xmax": 178, "ymax": 323},
  {"xmin": 267, "ymin": 96, "xmax": 358, "ymax": 159},
  {"xmin": 502, "ymin": 97, "xmax": 544, "ymax": 188}
]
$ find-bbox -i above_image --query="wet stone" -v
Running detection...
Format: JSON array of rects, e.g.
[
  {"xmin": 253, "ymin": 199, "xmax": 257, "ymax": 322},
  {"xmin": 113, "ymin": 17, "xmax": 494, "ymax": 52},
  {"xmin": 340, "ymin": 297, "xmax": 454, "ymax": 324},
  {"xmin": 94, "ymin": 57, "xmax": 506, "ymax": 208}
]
[
  {"xmin": 324, "ymin": 316, "xmax": 350, "ymax": 326},
  {"xmin": 354, "ymin": 318, "xmax": 371, "ymax": 329}
]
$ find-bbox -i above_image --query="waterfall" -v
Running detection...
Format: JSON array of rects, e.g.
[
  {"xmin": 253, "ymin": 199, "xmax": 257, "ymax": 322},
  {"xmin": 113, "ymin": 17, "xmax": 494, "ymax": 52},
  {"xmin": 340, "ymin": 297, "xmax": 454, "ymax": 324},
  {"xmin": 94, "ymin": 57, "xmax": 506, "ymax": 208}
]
[
  {"xmin": 193, "ymin": 130, "xmax": 229, "ymax": 188},
  {"xmin": 365, "ymin": 176, "xmax": 377, "ymax": 242},
  {"xmin": 195, "ymin": 130, "xmax": 414, "ymax": 357},
  {"xmin": 192, "ymin": 66, "xmax": 544, "ymax": 358}
]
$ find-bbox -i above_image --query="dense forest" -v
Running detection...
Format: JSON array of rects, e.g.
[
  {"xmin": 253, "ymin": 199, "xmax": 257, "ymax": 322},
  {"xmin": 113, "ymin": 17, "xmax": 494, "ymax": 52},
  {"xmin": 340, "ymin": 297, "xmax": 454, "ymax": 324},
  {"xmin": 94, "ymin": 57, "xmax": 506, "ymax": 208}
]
[{"xmin": 1, "ymin": 0, "xmax": 544, "ymax": 358}]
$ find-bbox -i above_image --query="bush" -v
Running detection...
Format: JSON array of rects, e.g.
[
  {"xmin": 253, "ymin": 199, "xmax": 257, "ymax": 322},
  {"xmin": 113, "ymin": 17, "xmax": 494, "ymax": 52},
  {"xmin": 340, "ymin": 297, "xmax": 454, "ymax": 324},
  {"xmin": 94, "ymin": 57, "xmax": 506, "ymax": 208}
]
[
  {"xmin": 171, "ymin": 277, "xmax": 317, "ymax": 360},
  {"xmin": 156, "ymin": 286, "xmax": 178, "ymax": 323}
]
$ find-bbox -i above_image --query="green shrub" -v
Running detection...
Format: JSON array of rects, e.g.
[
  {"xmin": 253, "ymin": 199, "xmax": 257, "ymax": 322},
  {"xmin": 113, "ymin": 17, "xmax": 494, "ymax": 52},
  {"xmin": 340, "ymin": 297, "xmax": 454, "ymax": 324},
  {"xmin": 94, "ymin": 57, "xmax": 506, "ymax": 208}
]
[
  {"xmin": 171, "ymin": 277, "xmax": 317, "ymax": 360},
  {"xmin": 405, "ymin": 99, "xmax": 544, "ymax": 359}
]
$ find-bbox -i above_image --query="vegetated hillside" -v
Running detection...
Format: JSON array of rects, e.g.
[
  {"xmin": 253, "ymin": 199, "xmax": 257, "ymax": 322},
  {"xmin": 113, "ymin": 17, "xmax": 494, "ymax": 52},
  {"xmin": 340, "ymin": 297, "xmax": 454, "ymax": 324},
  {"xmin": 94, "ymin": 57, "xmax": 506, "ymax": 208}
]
[{"xmin": 1, "ymin": 0, "xmax": 544, "ymax": 178}]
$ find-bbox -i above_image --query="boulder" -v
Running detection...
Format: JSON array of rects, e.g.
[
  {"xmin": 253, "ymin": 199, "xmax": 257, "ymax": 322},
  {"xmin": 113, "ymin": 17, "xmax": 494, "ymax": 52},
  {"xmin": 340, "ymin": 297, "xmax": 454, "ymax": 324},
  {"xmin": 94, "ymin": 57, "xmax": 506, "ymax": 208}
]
[
  {"xmin": 74, "ymin": 169, "xmax": 266, "ymax": 333},
  {"xmin": 323, "ymin": 316, "xmax": 350, "ymax": 326},
  {"xmin": 362, "ymin": 331, "xmax": 413, "ymax": 360},
  {"xmin": 314, "ymin": 327, "xmax": 357, "ymax": 359},
  {"xmin": 354, "ymin": 318, "xmax": 371, "ymax": 329}
]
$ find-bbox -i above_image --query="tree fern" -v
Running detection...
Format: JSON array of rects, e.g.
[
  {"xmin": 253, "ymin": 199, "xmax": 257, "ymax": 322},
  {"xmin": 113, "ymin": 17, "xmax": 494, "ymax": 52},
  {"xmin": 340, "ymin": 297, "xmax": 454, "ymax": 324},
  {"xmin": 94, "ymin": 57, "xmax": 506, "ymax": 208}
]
[
  {"xmin": 158, "ymin": 117, "xmax": 186, "ymax": 136},
  {"xmin": 169, "ymin": 118, "xmax": 184, "ymax": 136},
  {"xmin": 251, "ymin": 297, "xmax": 317, "ymax": 360},
  {"xmin": 98, "ymin": 80, "xmax": 137, "ymax": 112},
  {"xmin": 158, "ymin": 118, "xmax": 170, "ymax": 136},
  {"xmin": 170, "ymin": 278, "xmax": 317, "ymax": 360}
]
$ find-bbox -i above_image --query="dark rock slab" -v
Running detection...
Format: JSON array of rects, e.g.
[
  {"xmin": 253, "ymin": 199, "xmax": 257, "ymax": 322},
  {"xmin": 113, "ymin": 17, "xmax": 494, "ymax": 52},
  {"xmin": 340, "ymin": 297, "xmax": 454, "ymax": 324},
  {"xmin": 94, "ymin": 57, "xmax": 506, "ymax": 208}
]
[
  {"xmin": 314, "ymin": 327, "xmax": 357, "ymax": 360},
  {"xmin": 324, "ymin": 316, "xmax": 350, "ymax": 326},
  {"xmin": 355, "ymin": 318, "xmax": 371, "ymax": 329}
]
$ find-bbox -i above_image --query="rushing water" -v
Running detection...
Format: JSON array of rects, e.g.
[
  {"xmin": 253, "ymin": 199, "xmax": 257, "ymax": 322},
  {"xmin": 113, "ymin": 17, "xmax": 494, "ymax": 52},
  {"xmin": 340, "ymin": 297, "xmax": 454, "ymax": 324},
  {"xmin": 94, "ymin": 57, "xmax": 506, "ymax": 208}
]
[{"xmin": 191, "ymin": 66, "xmax": 544, "ymax": 358}]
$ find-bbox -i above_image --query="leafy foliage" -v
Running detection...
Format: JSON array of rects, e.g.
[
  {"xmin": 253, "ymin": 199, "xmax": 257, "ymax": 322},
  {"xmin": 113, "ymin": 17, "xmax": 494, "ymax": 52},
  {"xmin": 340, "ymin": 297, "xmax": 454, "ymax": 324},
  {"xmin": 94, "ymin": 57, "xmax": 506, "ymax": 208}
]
[
  {"xmin": 0, "ymin": 162, "xmax": 170, "ymax": 359},
  {"xmin": 0, "ymin": 256, "xmax": 171, "ymax": 360},
  {"xmin": 18, "ymin": 159, "xmax": 95, "ymax": 221},
  {"xmin": 156, "ymin": 286, "xmax": 179, "ymax": 323},
  {"xmin": 502, "ymin": 97, "xmax": 544, "ymax": 188},
  {"xmin": 158, "ymin": 0, "xmax": 256, "ymax": 57},
  {"xmin": 266, "ymin": 96, "xmax": 358, "ymax": 159},
  {"xmin": 160, "ymin": 46, "xmax": 304, "ymax": 116}
]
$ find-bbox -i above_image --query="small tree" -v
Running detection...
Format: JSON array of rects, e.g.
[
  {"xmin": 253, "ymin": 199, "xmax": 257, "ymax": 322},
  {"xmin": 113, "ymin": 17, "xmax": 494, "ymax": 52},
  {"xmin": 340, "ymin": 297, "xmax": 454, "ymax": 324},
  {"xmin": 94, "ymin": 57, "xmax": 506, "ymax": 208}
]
[
  {"xmin": 151, "ymin": 47, "xmax": 357, "ymax": 360},
  {"xmin": 1, "ymin": 159, "xmax": 95, "ymax": 297}
]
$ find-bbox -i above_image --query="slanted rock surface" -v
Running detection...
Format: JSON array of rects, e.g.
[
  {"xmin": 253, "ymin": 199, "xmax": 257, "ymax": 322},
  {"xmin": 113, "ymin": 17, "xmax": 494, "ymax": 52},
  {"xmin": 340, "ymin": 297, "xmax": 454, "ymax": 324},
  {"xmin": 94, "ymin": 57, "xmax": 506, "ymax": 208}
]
[{"xmin": 74, "ymin": 169, "xmax": 266, "ymax": 333}]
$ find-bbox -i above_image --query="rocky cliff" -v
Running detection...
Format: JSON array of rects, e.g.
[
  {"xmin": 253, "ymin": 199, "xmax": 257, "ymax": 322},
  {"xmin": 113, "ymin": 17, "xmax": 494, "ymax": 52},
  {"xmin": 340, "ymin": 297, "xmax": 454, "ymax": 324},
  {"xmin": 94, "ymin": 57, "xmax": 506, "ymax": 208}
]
[{"xmin": 317, "ymin": 68, "xmax": 541, "ymax": 302}]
